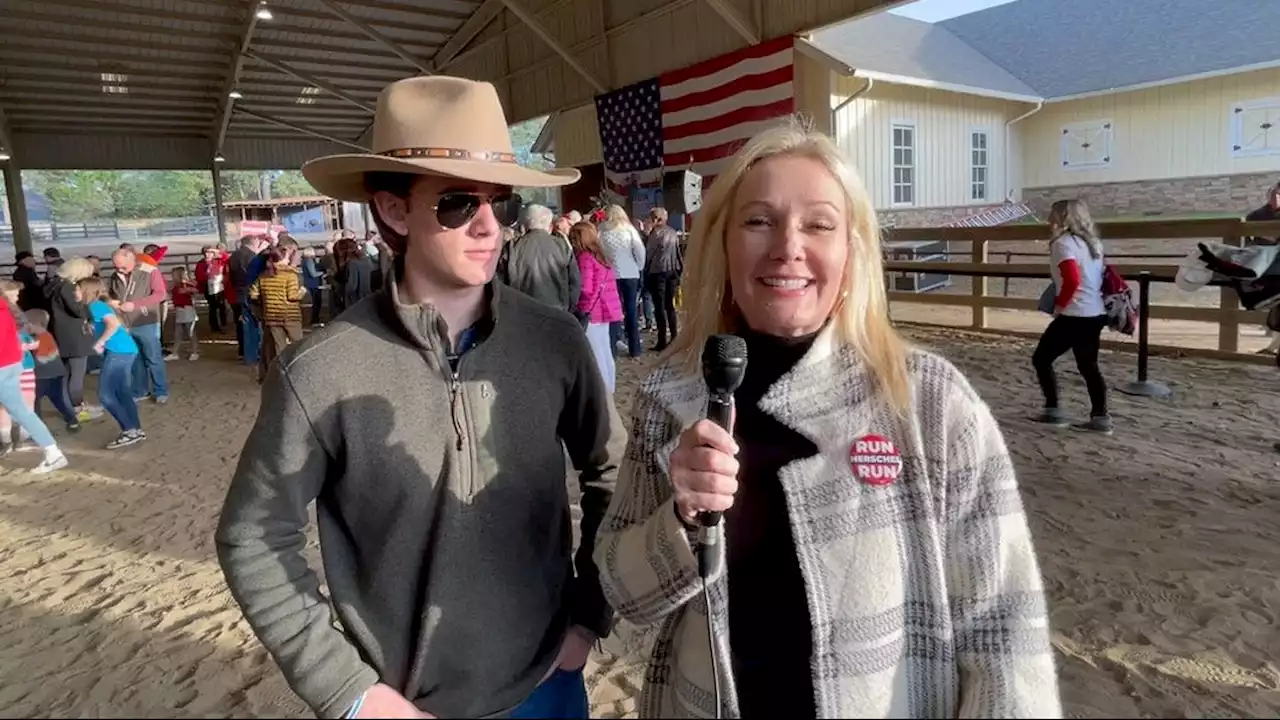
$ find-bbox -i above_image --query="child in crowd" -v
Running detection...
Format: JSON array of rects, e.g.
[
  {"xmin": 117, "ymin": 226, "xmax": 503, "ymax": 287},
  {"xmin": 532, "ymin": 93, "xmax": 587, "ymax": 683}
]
[
  {"xmin": 78, "ymin": 277, "xmax": 145, "ymax": 449},
  {"xmin": 0, "ymin": 280, "xmax": 67, "ymax": 471},
  {"xmin": 167, "ymin": 266, "xmax": 200, "ymax": 361},
  {"xmin": 24, "ymin": 309, "xmax": 81, "ymax": 433},
  {"xmin": 249, "ymin": 247, "xmax": 304, "ymax": 381}
]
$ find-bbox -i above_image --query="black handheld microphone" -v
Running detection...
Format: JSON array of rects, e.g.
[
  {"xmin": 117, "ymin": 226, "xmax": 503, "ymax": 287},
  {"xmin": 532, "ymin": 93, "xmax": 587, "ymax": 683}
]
[{"xmin": 697, "ymin": 334, "xmax": 748, "ymax": 579}]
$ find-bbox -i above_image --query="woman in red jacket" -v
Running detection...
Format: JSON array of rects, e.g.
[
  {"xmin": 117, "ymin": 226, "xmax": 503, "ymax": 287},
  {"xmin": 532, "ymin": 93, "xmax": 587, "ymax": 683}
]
[{"xmin": 195, "ymin": 245, "xmax": 230, "ymax": 333}]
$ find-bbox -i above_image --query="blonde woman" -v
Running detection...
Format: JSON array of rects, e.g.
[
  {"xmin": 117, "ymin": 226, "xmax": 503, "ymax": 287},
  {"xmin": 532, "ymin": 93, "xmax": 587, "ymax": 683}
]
[
  {"xmin": 44, "ymin": 257, "xmax": 100, "ymax": 420},
  {"xmin": 593, "ymin": 121, "xmax": 1059, "ymax": 718},
  {"xmin": 1034, "ymin": 198, "xmax": 1111, "ymax": 434},
  {"xmin": 598, "ymin": 204, "xmax": 646, "ymax": 357}
]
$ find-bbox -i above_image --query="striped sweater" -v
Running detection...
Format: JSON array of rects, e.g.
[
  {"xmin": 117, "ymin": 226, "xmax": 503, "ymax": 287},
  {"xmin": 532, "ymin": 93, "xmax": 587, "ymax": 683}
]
[
  {"xmin": 249, "ymin": 262, "xmax": 304, "ymax": 327},
  {"xmin": 594, "ymin": 327, "xmax": 1061, "ymax": 718}
]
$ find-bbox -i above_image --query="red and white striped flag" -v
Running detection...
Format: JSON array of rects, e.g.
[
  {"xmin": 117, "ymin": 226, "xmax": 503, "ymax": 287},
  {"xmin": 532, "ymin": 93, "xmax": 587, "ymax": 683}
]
[{"xmin": 596, "ymin": 36, "xmax": 795, "ymax": 196}]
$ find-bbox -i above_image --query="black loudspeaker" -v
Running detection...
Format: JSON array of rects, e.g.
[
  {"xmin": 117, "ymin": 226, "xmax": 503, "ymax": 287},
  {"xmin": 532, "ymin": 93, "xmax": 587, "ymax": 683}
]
[{"xmin": 662, "ymin": 169, "xmax": 703, "ymax": 215}]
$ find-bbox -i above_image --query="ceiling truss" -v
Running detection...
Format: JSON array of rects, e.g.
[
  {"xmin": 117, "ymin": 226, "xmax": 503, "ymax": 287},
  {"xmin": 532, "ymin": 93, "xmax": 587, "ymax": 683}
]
[{"xmin": 0, "ymin": 0, "xmax": 907, "ymax": 170}]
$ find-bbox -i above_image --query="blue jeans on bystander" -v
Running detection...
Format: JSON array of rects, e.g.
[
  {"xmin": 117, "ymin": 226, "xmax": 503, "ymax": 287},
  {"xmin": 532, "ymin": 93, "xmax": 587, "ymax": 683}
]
[
  {"xmin": 129, "ymin": 323, "xmax": 169, "ymax": 401},
  {"xmin": 0, "ymin": 362, "xmax": 56, "ymax": 448}
]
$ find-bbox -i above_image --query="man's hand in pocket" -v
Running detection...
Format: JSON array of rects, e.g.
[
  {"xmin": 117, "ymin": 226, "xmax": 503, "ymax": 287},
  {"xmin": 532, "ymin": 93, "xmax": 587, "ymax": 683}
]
[
  {"xmin": 553, "ymin": 625, "xmax": 596, "ymax": 673},
  {"xmin": 354, "ymin": 683, "xmax": 434, "ymax": 719}
]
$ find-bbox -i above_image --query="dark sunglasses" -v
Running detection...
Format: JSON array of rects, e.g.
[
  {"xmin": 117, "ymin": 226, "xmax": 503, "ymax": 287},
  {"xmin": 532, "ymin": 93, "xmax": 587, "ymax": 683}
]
[{"xmin": 433, "ymin": 192, "xmax": 523, "ymax": 229}]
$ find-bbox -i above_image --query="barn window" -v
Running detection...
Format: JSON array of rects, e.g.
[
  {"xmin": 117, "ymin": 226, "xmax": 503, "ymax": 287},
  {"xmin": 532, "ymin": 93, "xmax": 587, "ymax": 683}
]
[
  {"xmin": 891, "ymin": 122, "xmax": 916, "ymax": 206},
  {"xmin": 1060, "ymin": 119, "xmax": 1112, "ymax": 170},
  {"xmin": 1231, "ymin": 97, "xmax": 1280, "ymax": 158},
  {"xmin": 970, "ymin": 129, "xmax": 989, "ymax": 201}
]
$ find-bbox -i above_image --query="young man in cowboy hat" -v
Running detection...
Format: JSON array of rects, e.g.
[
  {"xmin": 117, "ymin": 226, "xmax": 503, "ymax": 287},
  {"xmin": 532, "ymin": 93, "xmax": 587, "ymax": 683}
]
[{"xmin": 215, "ymin": 76, "xmax": 625, "ymax": 719}]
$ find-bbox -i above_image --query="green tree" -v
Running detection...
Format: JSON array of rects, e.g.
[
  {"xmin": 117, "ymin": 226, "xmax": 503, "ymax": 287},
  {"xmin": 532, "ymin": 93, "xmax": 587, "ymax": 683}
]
[
  {"xmin": 114, "ymin": 171, "xmax": 211, "ymax": 218},
  {"xmin": 273, "ymin": 170, "xmax": 317, "ymax": 198},
  {"xmin": 219, "ymin": 171, "xmax": 265, "ymax": 202},
  {"xmin": 509, "ymin": 116, "xmax": 560, "ymax": 210},
  {"xmin": 25, "ymin": 170, "xmax": 119, "ymax": 221}
]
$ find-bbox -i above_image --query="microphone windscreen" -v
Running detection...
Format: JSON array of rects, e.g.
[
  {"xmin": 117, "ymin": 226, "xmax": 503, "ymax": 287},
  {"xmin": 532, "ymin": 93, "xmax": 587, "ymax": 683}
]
[{"xmin": 702, "ymin": 333, "xmax": 747, "ymax": 367}]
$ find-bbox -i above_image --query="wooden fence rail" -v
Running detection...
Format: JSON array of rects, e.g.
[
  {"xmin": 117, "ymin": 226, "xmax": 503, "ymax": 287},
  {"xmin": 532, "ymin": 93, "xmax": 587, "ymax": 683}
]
[{"xmin": 883, "ymin": 218, "xmax": 1280, "ymax": 363}]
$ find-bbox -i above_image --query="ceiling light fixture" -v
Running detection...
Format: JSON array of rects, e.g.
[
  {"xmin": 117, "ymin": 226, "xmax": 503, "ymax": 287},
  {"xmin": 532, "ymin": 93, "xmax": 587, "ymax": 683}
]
[
  {"xmin": 214, "ymin": 154, "xmax": 226, "ymax": 163},
  {"xmin": 0, "ymin": 151, "xmax": 10, "ymax": 162},
  {"xmin": 229, "ymin": 90, "xmax": 243, "ymax": 99},
  {"xmin": 255, "ymin": 3, "xmax": 273, "ymax": 21}
]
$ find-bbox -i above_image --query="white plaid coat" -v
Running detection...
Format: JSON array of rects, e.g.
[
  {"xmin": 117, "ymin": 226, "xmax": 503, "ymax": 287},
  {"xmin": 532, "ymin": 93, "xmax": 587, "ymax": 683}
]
[{"xmin": 594, "ymin": 331, "xmax": 1061, "ymax": 718}]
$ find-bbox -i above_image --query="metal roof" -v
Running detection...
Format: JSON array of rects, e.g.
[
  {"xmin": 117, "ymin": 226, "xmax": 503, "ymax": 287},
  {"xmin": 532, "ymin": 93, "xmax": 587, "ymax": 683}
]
[
  {"xmin": 0, "ymin": 0, "xmax": 910, "ymax": 170},
  {"xmin": 0, "ymin": 0, "xmax": 474, "ymax": 155},
  {"xmin": 814, "ymin": 0, "xmax": 1280, "ymax": 102},
  {"xmin": 812, "ymin": 12, "xmax": 1039, "ymax": 102}
]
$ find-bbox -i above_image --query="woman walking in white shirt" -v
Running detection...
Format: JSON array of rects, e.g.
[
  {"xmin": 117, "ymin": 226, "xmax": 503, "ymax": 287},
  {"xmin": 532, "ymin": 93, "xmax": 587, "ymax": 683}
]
[
  {"xmin": 1033, "ymin": 198, "xmax": 1112, "ymax": 434},
  {"xmin": 597, "ymin": 205, "xmax": 646, "ymax": 357}
]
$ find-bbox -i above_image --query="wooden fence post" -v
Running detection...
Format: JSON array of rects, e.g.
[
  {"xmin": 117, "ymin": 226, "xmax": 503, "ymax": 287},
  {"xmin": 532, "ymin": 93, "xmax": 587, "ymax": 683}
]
[
  {"xmin": 971, "ymin": 238, "xmax": 987, "ymax": 329},
  {"xmin": 1217, "ymin": 232, "xmax": 1242, "ymax": 353}
]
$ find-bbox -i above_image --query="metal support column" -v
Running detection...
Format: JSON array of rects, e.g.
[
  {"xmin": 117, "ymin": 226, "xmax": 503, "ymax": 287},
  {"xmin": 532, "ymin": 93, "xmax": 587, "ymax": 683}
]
[
  {"xmin": 212, "ymin": 164, "xmax": 227, "ymax": 247},
  {"xmin": 2, "ymin": 158, "xmax": 32, "ymax": 255}
]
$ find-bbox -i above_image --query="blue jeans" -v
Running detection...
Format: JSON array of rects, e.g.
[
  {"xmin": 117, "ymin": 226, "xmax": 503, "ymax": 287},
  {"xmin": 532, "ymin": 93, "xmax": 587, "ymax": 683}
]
[
  {"xmin": 0, "ymin": 363, "xmax": 55, "ymax": 448},
  {"xmin": 129, "ymin": 324, "xmax": 169, "ymax": 400},
  {"xmin": 508, "ymin": 669, "xmax": 588, "ymax": 719},
  {"xmin": 240, "ymin": 300, "xmax": 261, "ymax": 365},
  {"xmin": 35, "ymin": 376, "xmax": 77, "ymax": 425},
  {"xmin": 639, "ymin": 284, "xmax": 655, "ymax": 326},
  {"xmin": 610, "ymin": 277, "xmax": 642, "ymax": 357},
  {"xmin": 100, "ymin": 352, "xmax": 141, "ymax": 432}
]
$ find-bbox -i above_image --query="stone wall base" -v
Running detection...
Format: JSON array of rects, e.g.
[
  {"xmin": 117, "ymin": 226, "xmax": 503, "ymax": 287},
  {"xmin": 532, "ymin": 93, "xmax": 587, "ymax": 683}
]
[
  {"xmin": 878, "ymin": 204, "xmax": 1012, "ymax": 228},
  {"xmin": 1022, "ymin": 172, "xmax": 1278, "ymax": 219}
]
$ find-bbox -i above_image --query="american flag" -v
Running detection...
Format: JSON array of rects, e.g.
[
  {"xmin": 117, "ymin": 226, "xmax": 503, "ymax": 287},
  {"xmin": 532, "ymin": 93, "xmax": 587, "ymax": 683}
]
[{"xmin": 595, "ymin": 35, "xmax": 795, "ymax": 196}]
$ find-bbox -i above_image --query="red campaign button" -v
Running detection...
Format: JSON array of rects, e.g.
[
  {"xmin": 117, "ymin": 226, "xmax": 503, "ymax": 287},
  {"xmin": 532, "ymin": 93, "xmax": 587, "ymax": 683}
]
[{"xmin": 849, "ymin": 434, "xmax": 902, "ymax": 486}]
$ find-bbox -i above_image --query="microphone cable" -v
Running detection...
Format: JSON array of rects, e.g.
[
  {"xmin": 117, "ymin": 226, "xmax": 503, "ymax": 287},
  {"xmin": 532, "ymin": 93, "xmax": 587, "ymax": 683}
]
[{"xmin": 698, "ymin": 520, "xmax": 722, "ymax": 720}]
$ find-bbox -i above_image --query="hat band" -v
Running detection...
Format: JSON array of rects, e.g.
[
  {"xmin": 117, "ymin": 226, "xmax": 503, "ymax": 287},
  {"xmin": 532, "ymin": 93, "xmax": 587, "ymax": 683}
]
[{"xmin": 379, "ymin": 147, "xmax": 517, "ymax": 164}]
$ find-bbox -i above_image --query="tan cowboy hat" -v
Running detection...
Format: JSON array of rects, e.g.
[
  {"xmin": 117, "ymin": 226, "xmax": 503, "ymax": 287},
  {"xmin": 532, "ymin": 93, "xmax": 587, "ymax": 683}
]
[{"xmin": 303, "ymin": 76, "xmax": 579, "ymax": 202}]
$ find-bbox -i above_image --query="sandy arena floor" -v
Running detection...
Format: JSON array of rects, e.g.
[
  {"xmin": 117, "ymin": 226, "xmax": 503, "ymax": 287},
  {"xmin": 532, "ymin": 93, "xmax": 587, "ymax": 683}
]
[{"xmin": 1, "ymin": 325, "xmax": 1278, "ymax": 718}]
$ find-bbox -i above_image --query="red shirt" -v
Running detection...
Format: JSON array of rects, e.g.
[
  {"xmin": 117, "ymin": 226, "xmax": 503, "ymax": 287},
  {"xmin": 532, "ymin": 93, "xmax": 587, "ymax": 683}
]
[
  {"xmin": 172, "ymin": 282, "xmax": 197, "ymax": 308},
  {"xmin": 0, "ymin": 299, "xmax": 23, "ymax": 368}
]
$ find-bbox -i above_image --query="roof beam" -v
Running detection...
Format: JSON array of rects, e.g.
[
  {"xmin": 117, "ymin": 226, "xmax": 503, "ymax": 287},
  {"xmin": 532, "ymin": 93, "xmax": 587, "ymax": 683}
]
[
  {"xmin": 0, "ymin": 81, "xmax": 216, "ymax": 101},
  {"xmin": 214, "ymin": 0, "xmax": 265, "ymax": 156},
  {"xmin": 496, "ymin": 0, "xmax": 607, "ymax": 93},
  {"xmin": 358, "ymin": 0, "xmax": 471, "ymax": 21},
  {"xmin": 0, "ymin": 7, "xmax": 240, "ymax": 43},
  {"xmin": 243, "ymin": 51, "xmax": 378, "ymax": 113},
  {"xmin": 0, "ymin": 106, "xmax": 13, "ymax": 152},
  {"xmin": 315, "ymin": 0, "xmax": 433, "ymax": 74},
  {"xmin": 702, "ymin": 0, "xmax": 760, "ymax": 45},
  {"xmin": 0, "ymin": 96, "xmax": 218, "ymax": 111},
  {"xmin": 22, "ymin": 0, "xmax": 241, "ymax": 29},
  {"xmin": 270, "ymin": 4, "xmax": 457, "ymax": 36},
  {"xmin": 432, "ymin": 0, "xmax": 504, "ymax": 69},
  {"xmin": 233, "ymin": 107, "xmax": 369, "ymax": 151}
]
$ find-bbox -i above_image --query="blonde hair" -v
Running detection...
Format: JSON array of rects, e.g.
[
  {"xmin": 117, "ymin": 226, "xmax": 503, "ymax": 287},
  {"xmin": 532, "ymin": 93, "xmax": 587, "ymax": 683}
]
[
  {"xmin": 76, "ymin": 277, "xmax": 110, "ymax": 303},
  {"xmin": 0, "ymin": 279, "xmax": 21, "ymax": 295},
  {"xmin": 57, "ymin": 257, "xmax": 96, "ymax": 283},
  {"xmin": 601, "ymin": 204, "xmax": 631, "ymax": 231},
  {"xmin": 1048, "ymin": 198, "xmax": 1102, "ymax": 259},
  {"xmin": 666, "ymin": 119, "xmax": 912, "ymax": 411}
]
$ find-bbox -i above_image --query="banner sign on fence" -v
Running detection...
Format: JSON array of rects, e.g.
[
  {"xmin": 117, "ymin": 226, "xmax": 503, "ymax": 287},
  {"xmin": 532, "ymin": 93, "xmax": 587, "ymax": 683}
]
[{"xmin": 238, "ymin": 220, "xmax": 285, "ymax": 240}]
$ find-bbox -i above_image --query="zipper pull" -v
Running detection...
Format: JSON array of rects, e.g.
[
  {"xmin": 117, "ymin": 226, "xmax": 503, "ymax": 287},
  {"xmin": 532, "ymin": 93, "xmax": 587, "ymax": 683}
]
[{"xmin": 451, "ymin": 372, "xmax": 463, "ymax": 451}]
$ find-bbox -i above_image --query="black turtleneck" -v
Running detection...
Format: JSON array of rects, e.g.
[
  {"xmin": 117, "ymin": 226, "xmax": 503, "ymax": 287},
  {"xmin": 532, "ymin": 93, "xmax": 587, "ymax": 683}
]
[{"xmin": 727, "ymin": 329, "xmax": 819, "ymax": 719}]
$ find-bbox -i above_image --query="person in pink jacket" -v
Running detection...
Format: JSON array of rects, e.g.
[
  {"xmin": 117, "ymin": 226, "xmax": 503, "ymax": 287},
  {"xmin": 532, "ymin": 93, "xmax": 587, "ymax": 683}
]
[{"xmin": 568, "ymin": 222, "xmax": 623, "ymax": 392}]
